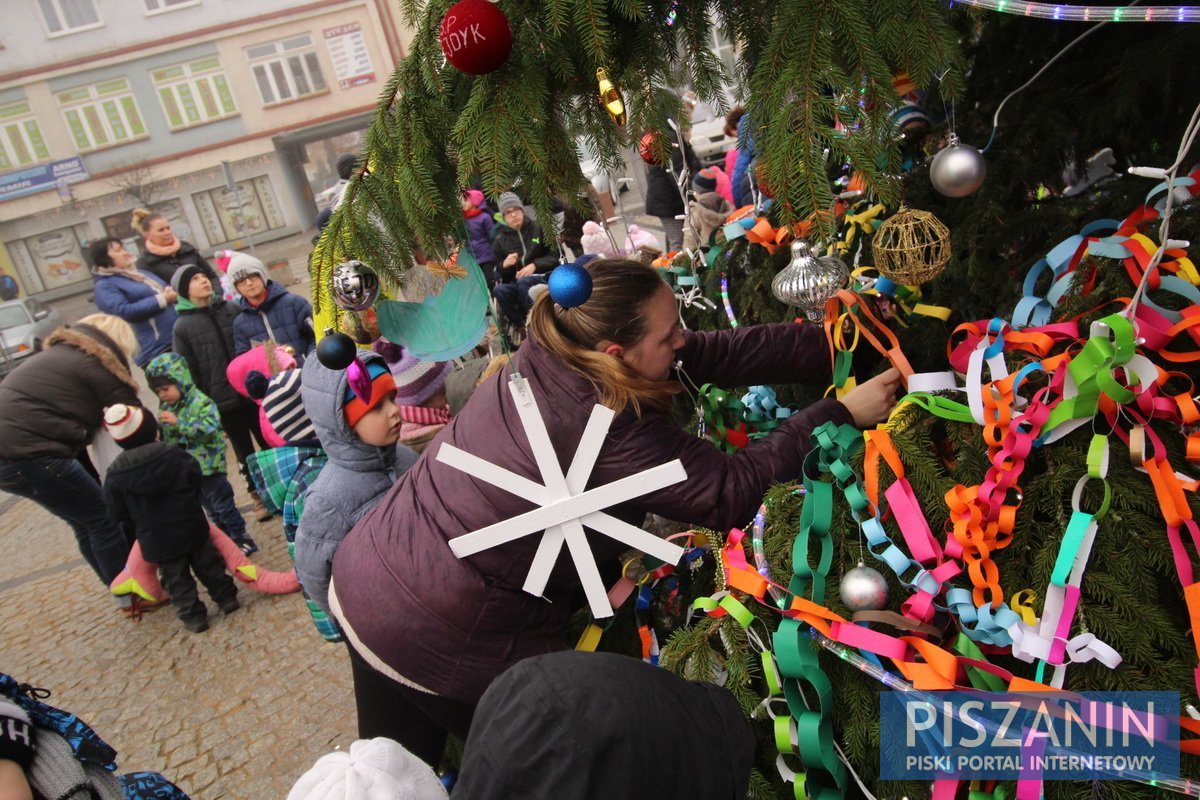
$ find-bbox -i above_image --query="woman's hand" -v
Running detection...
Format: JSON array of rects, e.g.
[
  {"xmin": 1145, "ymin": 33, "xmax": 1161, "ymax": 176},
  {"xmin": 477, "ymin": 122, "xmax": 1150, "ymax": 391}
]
[
  {"xmin": 164, "ymin": 287, "xmax": 178, "ymax": 304},
  {"xmin": 839, "ymin": 367, "xmax": 902, "ymax": 428},
  {"xmin": 516, "ymin": 264, "xmax": 536, "ymax": 279}
]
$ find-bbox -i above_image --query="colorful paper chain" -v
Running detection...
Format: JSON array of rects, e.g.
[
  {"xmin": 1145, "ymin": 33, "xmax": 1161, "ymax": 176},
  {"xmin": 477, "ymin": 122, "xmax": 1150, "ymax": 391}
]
[
  {"xmin": 690, "ymin": 172, "xmax": 1200, "ymax": 796},
  {"xmin": 698, "ymin": 384, "xmax": 795, "ymax": 452}
]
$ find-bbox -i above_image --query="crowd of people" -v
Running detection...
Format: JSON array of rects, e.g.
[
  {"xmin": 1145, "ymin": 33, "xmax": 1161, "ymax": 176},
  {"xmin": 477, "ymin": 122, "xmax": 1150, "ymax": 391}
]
[{"xmin": 0, "ymin": 135, "xmax": 903, "ymax": 795}]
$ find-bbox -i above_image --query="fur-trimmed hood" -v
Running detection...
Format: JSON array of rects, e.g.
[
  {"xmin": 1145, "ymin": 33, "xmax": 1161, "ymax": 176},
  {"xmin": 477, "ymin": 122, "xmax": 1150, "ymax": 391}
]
[
  {"xmin": 0, "ymin": 323, "xmax": 144, "ymax": 461},
  {"xmin": 44, "ymin": 325, "xmax": 139, "ymax": 395}
]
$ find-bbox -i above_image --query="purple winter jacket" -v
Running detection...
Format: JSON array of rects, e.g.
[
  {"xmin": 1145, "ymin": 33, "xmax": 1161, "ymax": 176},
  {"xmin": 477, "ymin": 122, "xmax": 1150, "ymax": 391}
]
[
  {"xmin": 464, "ymin": 207, "xmax": 495, "ymax": 268},
  {"xmin": 330, "ymin": 322, "xmax": 853, "ymax": 704}
]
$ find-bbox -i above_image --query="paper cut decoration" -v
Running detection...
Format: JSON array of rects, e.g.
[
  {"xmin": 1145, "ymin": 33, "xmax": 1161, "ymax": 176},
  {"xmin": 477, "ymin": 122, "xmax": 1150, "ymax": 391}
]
[
  {"xmin": 437, "ymin": 376, "xmax": 687, "ymax": 617},
  {"xmin": 375, "ymin": 249, "xmax": 490, "ymax": 361}
]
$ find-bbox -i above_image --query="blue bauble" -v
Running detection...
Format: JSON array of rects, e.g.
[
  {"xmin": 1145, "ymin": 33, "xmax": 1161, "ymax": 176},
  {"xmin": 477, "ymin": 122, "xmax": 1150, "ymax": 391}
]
[
  {"xmin": 547, "ymin": 263, "xmax": 593, "ymax": 309},
  {"xmin": 316, "ymin": 331, "xmax": 357, "ymax": 370}
]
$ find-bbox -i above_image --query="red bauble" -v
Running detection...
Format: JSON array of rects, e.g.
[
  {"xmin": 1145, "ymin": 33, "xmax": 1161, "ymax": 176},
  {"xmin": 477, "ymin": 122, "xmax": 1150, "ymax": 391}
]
[
  {"xmin": 439, "ymin": 0, "xmax": 513, "ymax": 75},
  {"xmin": 638, "ymin": 132, "xmax": 659, "ymax": 165}
]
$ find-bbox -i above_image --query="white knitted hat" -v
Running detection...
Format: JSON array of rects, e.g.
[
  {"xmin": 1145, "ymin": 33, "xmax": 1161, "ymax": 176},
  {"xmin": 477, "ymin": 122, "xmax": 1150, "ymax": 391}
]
[
  {"xmin": 226, "ymin": 252, "xmax": 268, "ymax": 286},
  {"xmin": 287, "ymin": 738, "xmax": 448, "ymax": 800},
  {"xmin": 103, "ymin": 404, "xmax": 157, "ymax": 448}
]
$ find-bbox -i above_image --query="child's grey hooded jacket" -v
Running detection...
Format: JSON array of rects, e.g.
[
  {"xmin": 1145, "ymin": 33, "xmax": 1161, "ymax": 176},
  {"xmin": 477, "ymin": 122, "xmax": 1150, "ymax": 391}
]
[{"xmin": 294, "ymin": 351, "xmax": 418, "ymax": 619}]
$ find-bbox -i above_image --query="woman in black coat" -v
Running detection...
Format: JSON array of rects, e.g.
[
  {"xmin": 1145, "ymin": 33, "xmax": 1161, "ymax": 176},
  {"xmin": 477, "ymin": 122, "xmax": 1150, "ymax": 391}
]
[
  {"xmin": 132, "ymin": 207, "xmax": 217, "ymax": 286},
  {"xmin": 0, "ymin": 314, "xmax": 140, "ymax": 589},
  {"xmin": 642, "ymin": 130, "xmax": 701, "ymax": 252}
]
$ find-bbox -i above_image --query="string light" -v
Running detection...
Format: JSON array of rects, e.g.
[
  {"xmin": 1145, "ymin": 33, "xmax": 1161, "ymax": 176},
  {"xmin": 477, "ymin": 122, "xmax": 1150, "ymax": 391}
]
[
  {"xmin": 952, "ymin": 0, "xmax": 1200, "ymax": 22},
  {"xmin": 719, "ymin": 271, "xmax": 738, "ymax": 328}
]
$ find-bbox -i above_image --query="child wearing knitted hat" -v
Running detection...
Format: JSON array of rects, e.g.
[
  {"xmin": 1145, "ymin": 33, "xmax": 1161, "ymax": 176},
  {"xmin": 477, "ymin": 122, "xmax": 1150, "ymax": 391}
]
[
  {"xmin": 389, "ymin": 349, "xmax": 454, "ymax": 454},
  {"xmin": 295, "ymin": 352, "xmax": 419, "ymax": 621},
  {"xmin": 220, "ymin": 250, "xmax": 315, "ymax": 359},
  {"xmin": 683, "ymin": 167, "xmax": 733, "ymax": 252},
  {"xmin": 101, "ymin": 404, "xmax": 239, "ymax": 633},
  {"xmin": 461, "ymin": 189, "xmax": 496, "ymax": 286}
]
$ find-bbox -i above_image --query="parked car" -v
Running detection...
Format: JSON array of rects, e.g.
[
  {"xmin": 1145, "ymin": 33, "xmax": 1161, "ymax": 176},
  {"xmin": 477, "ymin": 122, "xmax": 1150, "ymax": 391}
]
[
  {"xmin": 685, "ymin": 90, "xmax": 738, "ymax": 167},
  {"xmin": 0, "ymin": 297, "xmax": 65, "ymax": 379}
]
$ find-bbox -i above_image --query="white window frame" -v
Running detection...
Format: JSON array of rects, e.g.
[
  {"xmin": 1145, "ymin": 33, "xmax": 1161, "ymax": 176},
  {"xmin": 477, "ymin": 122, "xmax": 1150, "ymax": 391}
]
[
  {"xmin": 57, "ymin": 79, "xmax": 147, "ymax": 153},
  {"xmin": 0, "ymin": 102, "xmax": 51, "ymax": 170},
  {"xmin": 151, "ymin": 57, "xmax": 238, "ymax": 130},
  {"xmin": 245, "ymin": 35, "xmax": 328, "ymax": 106},
  {"xmin": 143, "ymin": 0, "xmax": 200, "ymax": 15},
  {"xmin": 37, "ymin": 0, "xmax": 103, "ymax": 37}
]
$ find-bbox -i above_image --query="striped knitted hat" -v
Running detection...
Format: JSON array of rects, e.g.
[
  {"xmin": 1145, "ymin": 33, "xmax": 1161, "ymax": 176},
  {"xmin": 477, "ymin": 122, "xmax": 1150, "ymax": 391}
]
[
  {"xmin": 390, "ymin": 349, "xmax": 453, "ymax": 407},
  {"xmin": 343, "ymin": 360, "xmax": 398, "ymax": 428},
  {"xmin": 263, "ymin": 369, "xmax": 316, "ymax": 444}
]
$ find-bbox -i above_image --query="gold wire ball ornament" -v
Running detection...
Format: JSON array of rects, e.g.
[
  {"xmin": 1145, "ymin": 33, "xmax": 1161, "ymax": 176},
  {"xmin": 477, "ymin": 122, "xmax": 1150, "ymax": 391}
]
[{"xmin": 871, "ymin": 206, "xmax": 951, "ymax": 285}]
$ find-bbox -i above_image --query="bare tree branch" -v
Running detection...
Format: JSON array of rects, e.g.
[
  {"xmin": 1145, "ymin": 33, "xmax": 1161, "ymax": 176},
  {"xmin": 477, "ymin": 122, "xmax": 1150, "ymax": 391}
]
[{"xmin": 107, "ymin": 162, "xmax": 162, "ymax": 207}]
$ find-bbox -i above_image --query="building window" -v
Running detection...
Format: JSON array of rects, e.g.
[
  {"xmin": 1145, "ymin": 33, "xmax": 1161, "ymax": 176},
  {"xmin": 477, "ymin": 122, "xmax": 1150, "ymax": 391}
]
[
  {"xmin": 143, "ymin": 0, "xmax": 198, "ymax": 13},
  {"xmin": 152, "ymin": 57, "xmax": 238, "ymax": 130},
  {"xmin": 5, "ymin": 225, "xmax": 91, "ymax": 294},
  {"xmin": 57, "ymin": 79, "xmax": 146, "ymax": 152},
  {"xmin": 37, "ymin": 0, "xmax": 101, "ymax": 35},
  {"xmin": 0, "ymin": 102, "xmax": 51, "ymax": 170},
  {"xmin": 246, "ymin": 35, "xmax": 327, "ymax": 105},
  {"xmin": 192, "ymin": 176, "xmax": 287, "ymax": 245}
]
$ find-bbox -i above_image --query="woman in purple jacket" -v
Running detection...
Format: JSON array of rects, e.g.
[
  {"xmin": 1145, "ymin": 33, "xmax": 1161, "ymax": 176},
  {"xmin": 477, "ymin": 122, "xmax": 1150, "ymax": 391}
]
[{"xmin": 329, "ymin": 259, "xmax": 901, "ymax": 765}]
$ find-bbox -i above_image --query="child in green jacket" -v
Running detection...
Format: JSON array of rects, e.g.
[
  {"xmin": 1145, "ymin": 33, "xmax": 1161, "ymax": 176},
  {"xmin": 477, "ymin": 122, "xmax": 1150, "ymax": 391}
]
[{"xmin": 145, "ymin": 353, "xmax": 258, "ymax": 555}]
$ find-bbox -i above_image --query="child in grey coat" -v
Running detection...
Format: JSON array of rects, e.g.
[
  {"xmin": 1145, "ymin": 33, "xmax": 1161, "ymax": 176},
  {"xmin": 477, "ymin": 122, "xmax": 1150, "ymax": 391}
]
[{"xmin": 294, "ymin": 352, "xmax": 418, "ymax": 620}]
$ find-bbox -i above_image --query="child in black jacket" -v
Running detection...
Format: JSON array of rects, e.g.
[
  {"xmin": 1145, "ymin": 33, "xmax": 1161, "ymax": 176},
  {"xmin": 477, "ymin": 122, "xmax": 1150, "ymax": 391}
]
[{"xmin": 101, "ymin": 404, "xmax": 238, "ymax": 633}]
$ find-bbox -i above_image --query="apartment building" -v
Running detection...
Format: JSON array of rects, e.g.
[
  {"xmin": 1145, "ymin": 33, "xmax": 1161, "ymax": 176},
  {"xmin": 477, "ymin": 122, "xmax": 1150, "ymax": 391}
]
[{"xmin": 0, "ymin": 0, "xmax": 413, "ymax": 298}]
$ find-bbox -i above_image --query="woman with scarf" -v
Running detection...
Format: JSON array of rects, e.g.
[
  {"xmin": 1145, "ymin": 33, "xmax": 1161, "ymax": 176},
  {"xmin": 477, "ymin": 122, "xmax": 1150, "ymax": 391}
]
[
  {"xmin": 131, "ymin": 207, "xmax": 217, "ymax": 287},
  {"xmin": 90, "ymin": 237, "xmax": 178, "ymax": 368}
]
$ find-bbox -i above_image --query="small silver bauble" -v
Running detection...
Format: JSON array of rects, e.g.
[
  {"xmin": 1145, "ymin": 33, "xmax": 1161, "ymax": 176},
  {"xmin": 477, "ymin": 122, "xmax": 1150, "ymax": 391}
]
[
  {"xmin": 331, "ymin": 260, "xmax": 381, "ymax": 311},
  {"xmin": 930, "ymin": 132, "xmax": 987, "ymax": 198},
  {"xmin": 839, "ymin": 562, "xmax": 889, "ymax": 612},
  {"xmin": 770, "ymin": 239, "xmax": 850, "ymax": 322}
]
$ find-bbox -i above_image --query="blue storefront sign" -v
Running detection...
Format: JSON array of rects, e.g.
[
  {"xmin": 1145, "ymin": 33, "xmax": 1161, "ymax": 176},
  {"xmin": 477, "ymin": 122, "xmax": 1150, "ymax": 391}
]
[{"xmin": 0, "ymin": 157, "xmax": 89, "ymax": 202}]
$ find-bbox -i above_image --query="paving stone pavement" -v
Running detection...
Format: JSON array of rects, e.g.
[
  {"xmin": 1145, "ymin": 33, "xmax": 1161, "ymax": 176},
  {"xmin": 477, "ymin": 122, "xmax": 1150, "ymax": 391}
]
[{"xmin": 0, "ymin": 480, "xmax": 358, "ymax": 798}]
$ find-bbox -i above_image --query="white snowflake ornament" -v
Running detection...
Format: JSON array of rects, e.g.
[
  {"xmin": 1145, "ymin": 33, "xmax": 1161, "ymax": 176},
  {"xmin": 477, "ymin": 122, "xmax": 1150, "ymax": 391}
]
[{"xmin": 436, "ymin": 375, "xmax": 688, "ymax": 617}]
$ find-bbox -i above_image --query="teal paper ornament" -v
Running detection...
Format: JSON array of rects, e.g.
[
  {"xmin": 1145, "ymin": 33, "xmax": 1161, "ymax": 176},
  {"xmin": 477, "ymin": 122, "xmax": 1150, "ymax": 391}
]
[
  {"xmin": 375, "ymin": 248, "xmax": 491, "ymax": 361},
  {"xmin": 547, "ymin": 263, "xmax": 593, "ymax": 308}
]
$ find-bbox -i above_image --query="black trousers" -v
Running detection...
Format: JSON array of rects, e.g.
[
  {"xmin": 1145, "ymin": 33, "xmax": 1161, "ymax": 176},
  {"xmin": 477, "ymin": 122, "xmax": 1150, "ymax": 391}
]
[
  {"xmin": 158, "ymin": 537, "xmax": 238, "ymax": 624},
  {"xmin": 219, "ymin": 402, "xmax": 268, "ymax": 493},
  {"xmin": 345, "ymin": 641, "xmax": 475, "ymax": 768}
]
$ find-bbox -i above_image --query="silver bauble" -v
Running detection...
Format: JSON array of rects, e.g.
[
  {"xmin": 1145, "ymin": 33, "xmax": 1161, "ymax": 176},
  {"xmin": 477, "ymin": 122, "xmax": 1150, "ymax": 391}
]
[
  {"xmin": 839, "ymin": 563, "xmax": 889, "ymax": 612},
  {"xmin": 930, "ymin": 133, "xmax": 987, "ymax": 198},
  {"xmin": 331, "ymin": 260, "xmax": 381, "ymax": 311},
  {"xmin": 770, "ymin": 240, "xmax": 850, "ymax": 322}
]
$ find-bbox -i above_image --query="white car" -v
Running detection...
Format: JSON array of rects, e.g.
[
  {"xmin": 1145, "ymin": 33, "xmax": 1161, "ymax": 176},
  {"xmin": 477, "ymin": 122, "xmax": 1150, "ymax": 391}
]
[
  {"xmin": 0, "ymin": 297, "xmax": 65, "ymax": 379},
  {"xmin": 679, "ymin": 84, "xmax": 742, "ymax": 167},
  {"xmin": 688, "ymin": 95, "xmax": 737, "ymax": 167}
]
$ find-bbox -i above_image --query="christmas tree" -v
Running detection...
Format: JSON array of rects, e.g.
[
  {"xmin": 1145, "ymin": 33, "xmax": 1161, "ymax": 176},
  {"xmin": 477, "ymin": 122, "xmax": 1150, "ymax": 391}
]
[{"xmin": 316, "ymin": 2, "xmax": 1200, "ymax": 797}]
